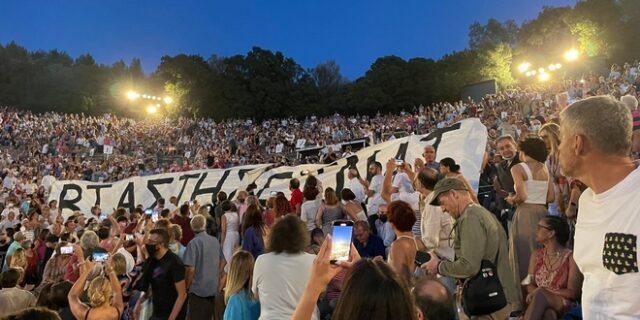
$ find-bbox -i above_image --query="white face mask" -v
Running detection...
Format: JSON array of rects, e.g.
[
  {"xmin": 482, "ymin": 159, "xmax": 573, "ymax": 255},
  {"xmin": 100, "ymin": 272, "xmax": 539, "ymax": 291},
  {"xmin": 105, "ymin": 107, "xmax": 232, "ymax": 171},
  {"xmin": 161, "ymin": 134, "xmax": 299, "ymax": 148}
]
[{"xmin": 341, "ymin": 200, "xmax": 348, "ymax": 205}]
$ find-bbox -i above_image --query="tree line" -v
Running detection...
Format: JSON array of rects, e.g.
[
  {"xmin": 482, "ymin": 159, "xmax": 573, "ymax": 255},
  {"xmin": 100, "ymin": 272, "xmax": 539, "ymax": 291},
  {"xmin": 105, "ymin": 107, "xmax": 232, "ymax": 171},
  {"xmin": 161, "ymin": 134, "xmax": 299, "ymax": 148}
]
[{"xmin": 0, "ymin": 0, "xmax": 638, "ymax": 120}]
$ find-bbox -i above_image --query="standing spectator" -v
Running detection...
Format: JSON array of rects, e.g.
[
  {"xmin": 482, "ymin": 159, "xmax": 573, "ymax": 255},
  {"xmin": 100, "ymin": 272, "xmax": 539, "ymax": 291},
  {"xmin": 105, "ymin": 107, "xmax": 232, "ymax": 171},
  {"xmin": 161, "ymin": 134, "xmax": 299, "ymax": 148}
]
[
  {"xmin": 242, "ymin": 204, "xmax": 269, "ymax": 258},
  {"xmin": 352, "ymin": 220, "xmax": 386, "ymax": 259},
  {"xmin": 300, "ymin": 186, "xmax": 321, "ymax": 232},
  {"xmin": 494, "ymin": 135, "xmax": 521, "ymax": 231},
  {"xmin": 620, "ymin": 95, "xmax": 640, "ymax": 154},
  {"xmin": 386, "ymin": 200, "xmax": 418, "ymax": 286},
  {"xmin": 415, "ymin": 144, "xmax": 440, "ymax": 172},
  {"xmin": 134, "ymin": 228, "xmax": 187, "ymax": 320},
  {"xmin": 289, "ymin": 178, "xmax": 303, "ymax": 216},
  {"xmin": 252, "ymin": 215, "xmax": 318, "ymax": 320},
  {"xmin": 315, "ymin": 188, "xmax": 344, "ymax": 236},
  {"xmin": 2, "ymin": 231, "xmax": 24, "ymax": 272},
  {"xmin": 364, "ymin": 161, "xmax": 384, "ymax": 216},
  {"xmin": 538, "ymin": 123, "xmax": 568, "ymax": 216},
  {"xmin": 347, "ymin": 169, "xmax": 366, "ymax": 204},
  {"xmin": 340, "ymin": 188, "xmax": 367, "ymax": 222},
  {"xmin": 183, "ymin": 215, "xmax": 225, "ymax": 320},
  {"xmin": 506, "ymin": 137, "xmax": 553, "ymax": 306},
  {"xmin": 559, "ymin": 96, "xmax": 640, "ymax": 319},
  {"xmin": 439, "ymin": 157, "xmax": 479, "ymax": 203},
  {"xmin": 273, "ymin": 194, "xmax": 291, "ymax": 219},
  {"xmin": 171, "ymin": 204, "xmax": 194, "ymax": 246},
  {"xmin": 67, "ymin": 257, "xmax": 124, "ymax": 320},
  {"xmin": 0, "ymin": 268, "xmax": 36, "ymax": 317},
  {"xmin": 213, "ymin": 192, "xmax": 228, "ymax": 237},
  {"xmin": 422, "ymin": 178, "xmax": 518, "ymax": 318},
  {"xmin": 221, "ymin": 202, "xmax": 240, "ymax": 272},
  {"xmin": 224, "ymin": 250, "xmax": 260, "ymax": 320},
  {"xmin": 234, "ymin": 191, "xmax": 249, "ymax": 222}
]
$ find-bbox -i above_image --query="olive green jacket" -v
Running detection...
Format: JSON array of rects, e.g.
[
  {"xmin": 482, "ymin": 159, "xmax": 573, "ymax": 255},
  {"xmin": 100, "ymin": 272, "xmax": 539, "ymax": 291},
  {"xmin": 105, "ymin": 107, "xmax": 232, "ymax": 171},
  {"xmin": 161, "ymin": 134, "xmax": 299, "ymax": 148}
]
[{"xmin": 437, "ymin": 203, "xmax": 519, "ymax": 305}]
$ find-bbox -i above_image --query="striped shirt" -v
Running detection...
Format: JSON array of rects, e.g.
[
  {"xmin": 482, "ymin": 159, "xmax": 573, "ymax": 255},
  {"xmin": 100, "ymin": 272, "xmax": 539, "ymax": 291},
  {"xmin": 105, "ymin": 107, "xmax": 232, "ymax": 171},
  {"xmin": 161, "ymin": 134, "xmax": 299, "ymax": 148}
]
[{"xmin": 633, "ymin": 110, "xmax": 640, "ymax": 131}]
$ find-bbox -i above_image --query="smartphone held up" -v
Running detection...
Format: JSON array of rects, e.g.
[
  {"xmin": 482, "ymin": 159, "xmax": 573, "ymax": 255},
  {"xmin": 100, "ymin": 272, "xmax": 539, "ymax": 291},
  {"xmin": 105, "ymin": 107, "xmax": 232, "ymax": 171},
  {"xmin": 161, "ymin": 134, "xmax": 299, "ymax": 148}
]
[{"xmin": 330, "ymin": 220, "xmax": 353, "ymax": 263}]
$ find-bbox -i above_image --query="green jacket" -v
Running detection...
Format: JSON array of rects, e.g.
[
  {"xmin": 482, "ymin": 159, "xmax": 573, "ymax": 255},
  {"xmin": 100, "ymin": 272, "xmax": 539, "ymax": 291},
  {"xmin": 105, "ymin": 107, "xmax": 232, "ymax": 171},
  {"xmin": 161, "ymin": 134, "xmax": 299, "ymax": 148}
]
[{"xmin": 437, "ymin": 203, "xmax": 519, "ymax": 305}]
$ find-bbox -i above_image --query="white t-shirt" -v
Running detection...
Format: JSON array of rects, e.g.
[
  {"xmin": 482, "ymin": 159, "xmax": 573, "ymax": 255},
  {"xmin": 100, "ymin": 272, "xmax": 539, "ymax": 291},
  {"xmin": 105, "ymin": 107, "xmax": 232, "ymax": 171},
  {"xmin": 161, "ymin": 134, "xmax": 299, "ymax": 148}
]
[
  {"xmin": 574, "ymin": 166, "xmax": 640, "ymax": 320},
  {"xmin": 252, "ymin": 252, "xmax": 319, "ymax": 320},
  {"xmin": 366, "ymin": 174, "xmax": 384, "ymax": 215},
  {"xmin": 349, "ymin": 177, "xmax": 366, "ymax": 204}
]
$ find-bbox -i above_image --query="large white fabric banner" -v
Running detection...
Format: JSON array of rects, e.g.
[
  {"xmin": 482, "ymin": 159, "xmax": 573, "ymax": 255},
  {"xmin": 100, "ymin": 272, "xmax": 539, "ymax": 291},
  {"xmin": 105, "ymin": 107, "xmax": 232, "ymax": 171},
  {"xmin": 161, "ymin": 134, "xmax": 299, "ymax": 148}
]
[{"xmin": 50, "ymin": 118, "xmax": 487, "ymax": 217}]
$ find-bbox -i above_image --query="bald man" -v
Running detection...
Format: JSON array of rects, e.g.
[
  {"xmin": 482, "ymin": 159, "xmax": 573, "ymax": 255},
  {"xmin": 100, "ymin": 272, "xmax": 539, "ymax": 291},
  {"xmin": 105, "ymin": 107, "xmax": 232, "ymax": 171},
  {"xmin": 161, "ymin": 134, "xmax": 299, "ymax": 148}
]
[{"xmin": 413, "ymin": 278, "xmax": 456, "ymax": 320}]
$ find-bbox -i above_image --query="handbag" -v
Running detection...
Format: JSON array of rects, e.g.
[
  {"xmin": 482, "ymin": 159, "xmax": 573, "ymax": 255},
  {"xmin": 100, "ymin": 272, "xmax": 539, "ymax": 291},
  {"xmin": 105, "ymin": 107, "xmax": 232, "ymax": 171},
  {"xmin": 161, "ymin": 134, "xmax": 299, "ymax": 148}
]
[{"xmin": 461, "ymin": 244, "xmax": 507, "ymax": 316}]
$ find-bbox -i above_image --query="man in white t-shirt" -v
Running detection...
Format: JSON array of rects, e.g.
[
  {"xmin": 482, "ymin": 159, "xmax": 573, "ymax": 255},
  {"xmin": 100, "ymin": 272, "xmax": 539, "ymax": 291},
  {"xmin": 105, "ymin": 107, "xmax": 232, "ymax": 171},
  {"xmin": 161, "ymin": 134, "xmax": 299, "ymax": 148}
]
[
  {"xmin": 559, "ymin": 96, "xmax": 640, "ymax": 319},
  {"xmin": 363, "ymin": 162, "xmax": 384, "ymax": 215},
  {"xmin": 348, "ymin": 169, "xmax": 366, "ymax": 204},
  {"xmin": 382, "ymin": 159, "xmax": 421, "ymax": 239}
]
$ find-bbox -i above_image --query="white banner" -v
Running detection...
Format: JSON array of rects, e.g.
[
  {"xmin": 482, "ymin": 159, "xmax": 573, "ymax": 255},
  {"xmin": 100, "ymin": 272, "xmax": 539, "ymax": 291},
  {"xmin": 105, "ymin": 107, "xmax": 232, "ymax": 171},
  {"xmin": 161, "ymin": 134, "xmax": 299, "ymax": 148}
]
[{"xmin": 50, "ymin": 119, "xmax": 487, "ymax": 217}]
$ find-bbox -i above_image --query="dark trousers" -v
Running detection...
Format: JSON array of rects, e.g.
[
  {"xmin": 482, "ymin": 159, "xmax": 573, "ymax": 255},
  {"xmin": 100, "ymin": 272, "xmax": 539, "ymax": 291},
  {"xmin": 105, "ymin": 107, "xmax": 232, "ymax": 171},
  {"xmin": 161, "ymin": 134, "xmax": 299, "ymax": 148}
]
[{"xmin": 188, "ymin": 292, "xmax": 216, "ymax": 320}]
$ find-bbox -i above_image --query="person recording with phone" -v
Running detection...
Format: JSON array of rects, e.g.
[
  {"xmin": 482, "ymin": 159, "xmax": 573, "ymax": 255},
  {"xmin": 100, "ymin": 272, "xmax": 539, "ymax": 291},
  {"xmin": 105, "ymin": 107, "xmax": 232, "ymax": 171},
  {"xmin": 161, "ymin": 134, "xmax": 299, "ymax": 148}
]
[{"xmin": 67, "ymin": 246, "xmax": 124, "ymax": 320}]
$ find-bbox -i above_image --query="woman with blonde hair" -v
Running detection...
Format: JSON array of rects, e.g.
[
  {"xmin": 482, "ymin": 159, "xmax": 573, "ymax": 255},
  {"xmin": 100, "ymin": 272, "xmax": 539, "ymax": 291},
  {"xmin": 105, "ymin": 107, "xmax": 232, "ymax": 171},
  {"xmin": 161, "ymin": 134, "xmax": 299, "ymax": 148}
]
[
  {"xmin": 68, "ymin": 247, "xmax": 124, "ymax": 320},
  {"xmin": 538, "ymin": 122, "xmax": 569, "ymax": 216},
  {"xmin": 223, "ymin": 250, "xmax": 260, "ymax": 320},
  {"xmin": 315, "ymin": 187, "xmax": 345, "ymax": 236}
]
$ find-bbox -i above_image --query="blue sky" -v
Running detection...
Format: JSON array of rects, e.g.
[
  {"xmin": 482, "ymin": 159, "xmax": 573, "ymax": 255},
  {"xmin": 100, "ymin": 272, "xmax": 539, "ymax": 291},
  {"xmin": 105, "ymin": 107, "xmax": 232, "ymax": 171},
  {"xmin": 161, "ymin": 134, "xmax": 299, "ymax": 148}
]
[{"xmin": 0, "ymin": 0, "xmax": 576, "ymax": 79}]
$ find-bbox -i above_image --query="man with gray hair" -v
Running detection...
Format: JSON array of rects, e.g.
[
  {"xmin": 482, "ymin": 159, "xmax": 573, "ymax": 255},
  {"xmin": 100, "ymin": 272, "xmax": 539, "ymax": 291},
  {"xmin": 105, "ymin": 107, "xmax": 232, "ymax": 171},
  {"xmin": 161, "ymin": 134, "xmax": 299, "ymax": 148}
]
[
  {"xmin": 559, "ymin": 96, "xmax": 640, "ymax": 319},
  {"xmin": 183, "ymin": 214, "xmax": 225, "ymax": 320},
  {"xmin": 348, "ymin": 168, "xmax": 366, "ymax": 204}
]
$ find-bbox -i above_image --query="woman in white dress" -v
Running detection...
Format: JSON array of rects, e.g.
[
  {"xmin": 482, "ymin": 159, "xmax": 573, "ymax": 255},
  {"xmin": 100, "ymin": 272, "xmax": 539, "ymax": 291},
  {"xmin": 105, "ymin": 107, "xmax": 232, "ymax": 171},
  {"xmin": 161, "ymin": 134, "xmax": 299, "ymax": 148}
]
[{"xmin": 221, "ymin": 203, "xmax": 240, "ymax": 272}]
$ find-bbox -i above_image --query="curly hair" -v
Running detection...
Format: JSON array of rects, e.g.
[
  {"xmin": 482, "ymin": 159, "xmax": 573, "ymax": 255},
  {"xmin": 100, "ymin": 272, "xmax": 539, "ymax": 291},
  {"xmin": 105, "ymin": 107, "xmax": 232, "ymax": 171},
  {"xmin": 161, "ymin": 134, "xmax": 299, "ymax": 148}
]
[
  {"xmin": 267, "ymin": 215, "xmax": 309, "ymax": 254},
  {"xmin": 387, "ymin": 200, "xmax": 417, "ymax": 232}
]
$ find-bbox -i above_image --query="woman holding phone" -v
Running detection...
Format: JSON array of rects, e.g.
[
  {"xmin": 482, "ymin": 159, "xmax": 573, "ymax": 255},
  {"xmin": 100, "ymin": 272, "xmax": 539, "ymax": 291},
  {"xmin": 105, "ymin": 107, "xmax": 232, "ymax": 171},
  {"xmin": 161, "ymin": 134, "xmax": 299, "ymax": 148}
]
[{"xmin": 68, "ymin": 247, "xmax": 124, "ymax": 320}]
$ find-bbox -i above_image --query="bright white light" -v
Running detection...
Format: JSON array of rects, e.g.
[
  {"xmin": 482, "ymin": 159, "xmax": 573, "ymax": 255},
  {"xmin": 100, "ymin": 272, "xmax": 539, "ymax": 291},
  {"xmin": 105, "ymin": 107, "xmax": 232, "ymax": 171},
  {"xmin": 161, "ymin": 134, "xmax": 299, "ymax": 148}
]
[
  {"xmin": 539, "ymin": 73, "xmax": 550, "ymax": 82},
  {"xmin": 555, "ymin": 63, "xmax": 562, "ymax": 69},
  {"xmin": 164, "ymin": 96, "xmax": 173, "ymax": 104},
  {"xmin": 565, "ymin": 49, "xmax": 579, "ymax": 61},
  {"xmin": 538, "ymin": 68, "xmax": 545, "ymax": 73},
  {"xmin": 518, "ymin": 62, "xmax": 531, "ymax": 73},
  {"xmin": 548, "ymin": 64, "xmax": 556, "ymax": 71},
  {"xmin": 127, "ymin": 91, "xmax": 139, "ymax": 100},
  {"xmin": 146, "ymin": 105, "xmax": 158, "ymax": 114}
]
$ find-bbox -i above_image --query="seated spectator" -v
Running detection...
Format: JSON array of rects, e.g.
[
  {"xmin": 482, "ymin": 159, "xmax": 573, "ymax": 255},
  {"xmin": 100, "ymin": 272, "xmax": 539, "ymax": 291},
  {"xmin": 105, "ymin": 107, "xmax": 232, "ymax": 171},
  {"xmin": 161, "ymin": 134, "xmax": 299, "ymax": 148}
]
[
  {"xmin": 2, "ymin": 307, "xmax": 62, "ymax": 320},
  {"xmin": 68, "ymin": 252, "xmax": 124, "ymax": 320},
  {"xmin": 305, "ymin": 228, "xmax": 324, "ymax": 255},
  {"xmin": 352, "ymin": 220, "xmax": 386, "ymax": 259},
  {"xmin": 242, "ymin": 204, "xmax": 269, "ymax": 258},
  {"xmin": 224, "ymin": 250, "xmax": 260, "ymax": 320},
  {"xmin": 50, "ymin": 281, "xmax": 74, "ymax": 320},
  {"xmin": 0, "ymin": 268, "xmax": 36, "ymax": 317},
  {"xmin": 412, "ymin": 278, "xmax": 456, "ymax": 320},
  {"xmin": 293, "ymin": 239, "xmax": 416, "ymax": 320},
  {"xmin": 524, "ymin": 216, "xmax": 582, "ymax": 320},
  {"xmin": 252, "ymin": 215, "xmax": 318, "ymax": 319}
]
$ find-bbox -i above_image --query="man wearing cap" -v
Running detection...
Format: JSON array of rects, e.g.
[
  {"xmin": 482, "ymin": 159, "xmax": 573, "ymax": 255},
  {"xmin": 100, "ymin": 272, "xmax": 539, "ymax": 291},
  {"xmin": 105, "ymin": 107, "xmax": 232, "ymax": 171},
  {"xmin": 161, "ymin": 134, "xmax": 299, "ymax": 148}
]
[{"xmin": 421, "ymin": 178, "xmax": 518, "ymax": 319}]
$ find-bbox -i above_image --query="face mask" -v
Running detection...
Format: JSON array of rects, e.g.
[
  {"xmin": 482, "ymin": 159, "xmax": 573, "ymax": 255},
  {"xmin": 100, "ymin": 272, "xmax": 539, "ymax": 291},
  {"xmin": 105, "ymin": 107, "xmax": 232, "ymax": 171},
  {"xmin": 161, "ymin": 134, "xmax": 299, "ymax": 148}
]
[
  {"xmin": 379, "ymin": 215, "xmax": 388, "ymax": 223},
  {"xmin": 145, "ymin": 244, "xmax": 157, "ymax": 257},
  {"xmin": 531, "ymin": 124, "xmax": 541, "ymax": 132},
  {"xmin": 238, "ymin": 198, "xmax": 245, "ymax": 204},
  {"xmin": 341, "ymin": 200, "xmax": 348, "ymax": 205}
]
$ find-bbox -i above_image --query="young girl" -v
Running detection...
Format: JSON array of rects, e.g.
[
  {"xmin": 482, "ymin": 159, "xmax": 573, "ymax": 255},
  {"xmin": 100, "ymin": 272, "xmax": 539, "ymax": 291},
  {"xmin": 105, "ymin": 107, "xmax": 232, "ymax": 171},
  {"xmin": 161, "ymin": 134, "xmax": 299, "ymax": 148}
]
[{"xmin": 223, "ymin": 250, "xmax": 260, "ymax": 320}]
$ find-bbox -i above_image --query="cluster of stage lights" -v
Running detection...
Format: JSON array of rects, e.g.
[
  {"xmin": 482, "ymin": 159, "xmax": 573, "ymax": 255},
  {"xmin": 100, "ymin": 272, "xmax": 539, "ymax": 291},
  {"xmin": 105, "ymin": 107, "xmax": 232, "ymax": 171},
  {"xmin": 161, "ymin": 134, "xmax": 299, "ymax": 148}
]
[
  {"xmin": 126, "ymin": 91, "xmax": 173, "ymax": 114},
  {"xmin": 518, "ymin": 48, "xmax": 579, "ymax": 82}
]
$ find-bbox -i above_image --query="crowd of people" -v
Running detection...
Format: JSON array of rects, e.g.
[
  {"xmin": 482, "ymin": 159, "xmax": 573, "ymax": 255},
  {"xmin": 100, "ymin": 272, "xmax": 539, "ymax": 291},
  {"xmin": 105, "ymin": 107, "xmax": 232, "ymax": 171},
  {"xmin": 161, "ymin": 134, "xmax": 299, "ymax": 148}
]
[{"xmin": 0, "ymin": 61, "xmax": 639, "ymax": 320}]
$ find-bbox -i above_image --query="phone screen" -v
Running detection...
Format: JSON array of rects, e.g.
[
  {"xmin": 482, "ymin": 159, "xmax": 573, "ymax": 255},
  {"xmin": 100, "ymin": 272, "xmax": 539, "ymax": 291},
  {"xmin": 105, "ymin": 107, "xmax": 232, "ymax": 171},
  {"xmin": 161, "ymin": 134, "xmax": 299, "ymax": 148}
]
[
  {"xmin": 330, "ymin": 221, "xmax": 353, "ymax": 262},
  {"xmin": 92, "ymin": 252, "xmax": 109, "ymax": 262},
  {"xmin": 144, "ymin": 209, "xmax": 153, "ymax": 215},
  {"xmin": 151, "ymin": 213, "xmax": 159, "ymax": 223},
  {"xmin": 99, "ymin": 213, "xmax": 107, "ymax": 221},
  {"xmin": 60, "ymin": 245, "xmax": 74, "ymax": 255},
  {"xmin": 125, "ymin": 234, "xmax": 134, "ymax": 241}
]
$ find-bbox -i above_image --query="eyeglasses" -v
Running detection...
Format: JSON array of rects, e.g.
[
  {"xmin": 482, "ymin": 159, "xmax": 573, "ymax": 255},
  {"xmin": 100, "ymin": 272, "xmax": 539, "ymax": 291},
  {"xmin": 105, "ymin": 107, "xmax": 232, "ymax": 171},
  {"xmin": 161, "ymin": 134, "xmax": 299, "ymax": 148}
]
[{"xmin": 536, "ymin": 224, "xmax": 552, "ymax": 231}]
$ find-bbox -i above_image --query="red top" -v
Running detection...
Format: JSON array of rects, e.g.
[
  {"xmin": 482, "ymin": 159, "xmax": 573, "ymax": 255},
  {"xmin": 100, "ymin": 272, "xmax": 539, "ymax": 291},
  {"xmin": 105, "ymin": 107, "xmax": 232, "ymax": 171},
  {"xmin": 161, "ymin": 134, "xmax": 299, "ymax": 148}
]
[
  {"xmin": 171, "ymin": 214, "xmax": 194, "ymax": 246},
  {"xmin": 533, "ymin": 248, "xmax": 572, "ymax": 291},
  {"xmin": 289, "ymin": 188, "xmax": 303, "ymax": 214}
]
